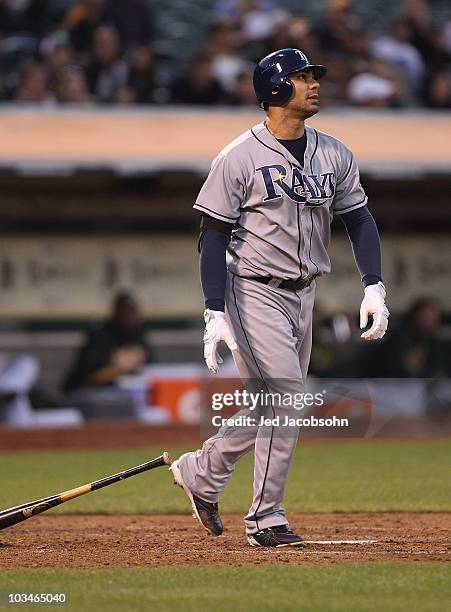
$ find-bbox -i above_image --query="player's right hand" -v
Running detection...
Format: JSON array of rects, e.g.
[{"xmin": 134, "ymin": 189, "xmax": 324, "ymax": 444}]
[{"xmin": 203, "ymin": 309, "xmax": 237, "ymax": 373}]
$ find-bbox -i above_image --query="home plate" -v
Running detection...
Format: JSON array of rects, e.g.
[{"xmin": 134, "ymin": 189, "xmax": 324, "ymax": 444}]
[{"xmin": 306, "ymin": 540, "xmax": 378, "ymax": 545}]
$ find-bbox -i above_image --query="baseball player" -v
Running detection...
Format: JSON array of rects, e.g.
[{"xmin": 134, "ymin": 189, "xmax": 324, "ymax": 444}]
[{"xmin": 171, "ymin": 48, "xmax": 389, "ymax": 547}]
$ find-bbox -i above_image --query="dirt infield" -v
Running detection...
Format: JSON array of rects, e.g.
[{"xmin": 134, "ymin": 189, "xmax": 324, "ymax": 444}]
[
  {"xmin": 1, "ymin": 417, "xmax": 451, "ymax": 452},
  {"xmin": 0, "ymin": 513, "xmax": 449, "ymax": 569},
  {"xmin": 0, "ymin": 423, "xmax": 201, "ymax": 451}
]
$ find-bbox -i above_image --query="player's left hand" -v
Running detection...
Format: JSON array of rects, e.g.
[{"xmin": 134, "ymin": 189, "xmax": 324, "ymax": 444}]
[{"xmin": 359, "ymin": 281, "xmax": 389, "ymax": 341}]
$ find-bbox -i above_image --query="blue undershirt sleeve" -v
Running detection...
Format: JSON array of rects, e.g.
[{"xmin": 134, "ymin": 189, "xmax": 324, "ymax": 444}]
[
  {"xmin": 340, "ymin": 205, "xmax": 382, "ymax": 288},
  {"xmin": 199, "ymin": 228, "xmax": 229, "ymax": 311}
]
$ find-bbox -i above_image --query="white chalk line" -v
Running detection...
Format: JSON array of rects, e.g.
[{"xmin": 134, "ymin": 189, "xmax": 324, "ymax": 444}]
[
  {"xmin": 169, "ymin": 539, "xmax": 379, "ymax": 554},
  {"xmin": 305, "ymin": 540, "xmax": 378, "ymax": 545}
]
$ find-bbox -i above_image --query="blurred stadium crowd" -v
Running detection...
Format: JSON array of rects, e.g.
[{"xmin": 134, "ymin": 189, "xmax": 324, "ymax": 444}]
[{"xmin": 1, "ymin": 0, "xmax": 451, "ymax": 108}]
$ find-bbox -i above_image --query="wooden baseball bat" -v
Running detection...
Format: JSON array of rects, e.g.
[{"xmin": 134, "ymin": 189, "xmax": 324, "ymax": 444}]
[{"xmin": 0, "ymin": 451, "xmax": 171, "ymax": 531}]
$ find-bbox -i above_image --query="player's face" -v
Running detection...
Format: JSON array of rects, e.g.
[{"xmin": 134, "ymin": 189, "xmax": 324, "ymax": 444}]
[{"xmin": 288, "ymin": 70, "xmax": 320, "ymax": 118}]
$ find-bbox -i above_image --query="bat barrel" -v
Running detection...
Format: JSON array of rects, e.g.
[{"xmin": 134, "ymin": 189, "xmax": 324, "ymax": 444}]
[
  {"xmin": 0, "ymin": 494, "xmax": 57, "ymax": 519},
  {"xmin": 0, "ymin": 498, "xmax": 61, "ymax": 530}
]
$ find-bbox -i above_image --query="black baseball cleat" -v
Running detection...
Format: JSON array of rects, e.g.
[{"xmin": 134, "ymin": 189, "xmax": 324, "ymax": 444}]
[
  {"xmin": 247, "ymin": 525, "xmax": 306, "ymax": 548},
  {"xmin": 170, "ymin": 456, "xmax": 223, "ymax": 536}
]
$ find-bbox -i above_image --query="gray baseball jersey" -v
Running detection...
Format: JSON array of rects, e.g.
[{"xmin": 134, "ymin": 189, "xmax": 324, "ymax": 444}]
[
  {"xmin": 179, "ymin": 120, "xmax": 367, "ymax": 535},
  {"xmin": 194, "ymin": 121, "xmax": 367, "ymax": 280}
]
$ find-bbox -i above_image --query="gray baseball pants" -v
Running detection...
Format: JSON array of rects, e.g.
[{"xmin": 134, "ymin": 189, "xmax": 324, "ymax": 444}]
[{"xmin": 178, "ymin": 272, "xmax": 315, "ymax": 534}]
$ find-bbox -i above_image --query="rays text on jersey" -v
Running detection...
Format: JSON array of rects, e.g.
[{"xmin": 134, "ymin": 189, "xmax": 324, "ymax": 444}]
[{"xmin": 256, "ymin": 164, "xmax": 335, "ymax": 205}]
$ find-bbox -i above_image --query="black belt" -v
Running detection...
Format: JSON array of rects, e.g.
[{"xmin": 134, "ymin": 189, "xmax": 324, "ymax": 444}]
[{"xmin": 239, "ymin": 273, "xmax": 319, "ymax": 291}]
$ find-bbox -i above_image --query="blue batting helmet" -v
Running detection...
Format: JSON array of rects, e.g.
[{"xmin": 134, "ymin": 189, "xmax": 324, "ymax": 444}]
[{"xmin": 253, "ymin": 48, "xmax": 327, "ymax": 108}]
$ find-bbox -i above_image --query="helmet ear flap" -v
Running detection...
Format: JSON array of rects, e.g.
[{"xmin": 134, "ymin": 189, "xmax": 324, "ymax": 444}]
[
  {"xmin": 281, "ymin": 75, "xmax": 295, "ymax": 104},
  {"xmin": 267, "ymin": 74, "xmax": 294, "ymax": 107}
]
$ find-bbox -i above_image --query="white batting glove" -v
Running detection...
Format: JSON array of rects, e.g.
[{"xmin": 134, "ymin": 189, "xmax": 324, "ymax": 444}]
[
  {"xmin": 203, "ymin": 309, "xmax": 237, "ymax": 373},
  {"xmin": 360, "ymin": 282, "xmax": 390, "ymax": 341}
]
